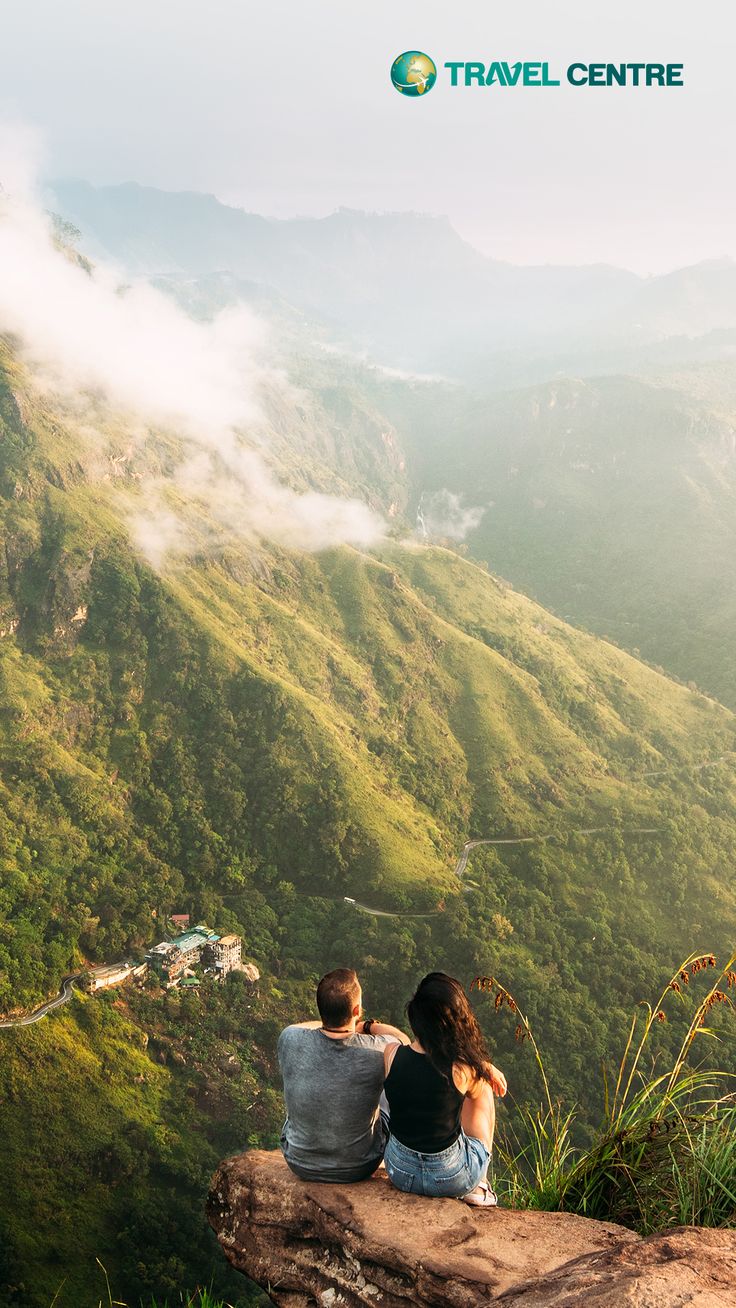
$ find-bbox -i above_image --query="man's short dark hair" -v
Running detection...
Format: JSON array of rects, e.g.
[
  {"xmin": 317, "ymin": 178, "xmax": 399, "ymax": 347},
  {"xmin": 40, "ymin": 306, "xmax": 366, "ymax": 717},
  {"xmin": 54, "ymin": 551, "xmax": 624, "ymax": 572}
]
[{"xmin": 316, "ymin": 968, "xmax": 360, "ymax": 1028}]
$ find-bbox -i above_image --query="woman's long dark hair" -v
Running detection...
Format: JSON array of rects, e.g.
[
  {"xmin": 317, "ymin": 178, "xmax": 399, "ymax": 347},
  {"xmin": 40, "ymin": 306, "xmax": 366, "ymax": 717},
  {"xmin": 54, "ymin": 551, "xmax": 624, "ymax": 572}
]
[{"xmin": 407, "ymin": 972, "xmax": 491, "ymax": 1084}]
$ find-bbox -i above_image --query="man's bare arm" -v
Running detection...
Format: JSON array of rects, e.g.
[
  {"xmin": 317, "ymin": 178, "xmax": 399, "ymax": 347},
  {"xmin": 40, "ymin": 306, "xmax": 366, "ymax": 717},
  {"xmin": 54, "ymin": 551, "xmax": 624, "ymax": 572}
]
[
  {"xmin": 287, "ymin": 1019, "xmax": 410, "ymax": 1041},
  {"xmin": 370, "ymin": 1021, "xmax": 411, "ymax": 1044}
]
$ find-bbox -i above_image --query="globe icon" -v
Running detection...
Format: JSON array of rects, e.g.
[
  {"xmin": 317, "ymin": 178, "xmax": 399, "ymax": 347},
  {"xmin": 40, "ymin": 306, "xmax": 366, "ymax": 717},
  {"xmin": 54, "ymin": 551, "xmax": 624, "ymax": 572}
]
[{"xmin": 390, "ymin": 51, "xmax": 437, "ymax": 97}]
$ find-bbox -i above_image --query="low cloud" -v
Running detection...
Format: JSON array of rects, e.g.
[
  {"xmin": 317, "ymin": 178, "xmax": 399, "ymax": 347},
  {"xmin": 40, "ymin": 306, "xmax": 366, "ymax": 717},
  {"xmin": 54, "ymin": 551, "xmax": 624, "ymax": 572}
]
[
  {"xmin": 0, "ymin": 124, "xmax": 384, "ymax": 564},
  {"xmin": 416, "ymin": 489, "xmax": 485, "ymax": 541}
]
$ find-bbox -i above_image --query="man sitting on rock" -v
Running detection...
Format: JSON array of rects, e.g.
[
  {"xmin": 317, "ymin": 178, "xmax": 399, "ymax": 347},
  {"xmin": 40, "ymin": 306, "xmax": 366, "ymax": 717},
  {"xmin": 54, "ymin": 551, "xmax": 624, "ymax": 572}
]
[{"xmin": 277, "ymin": 967, "xmax": 410, "ymax": 1183}]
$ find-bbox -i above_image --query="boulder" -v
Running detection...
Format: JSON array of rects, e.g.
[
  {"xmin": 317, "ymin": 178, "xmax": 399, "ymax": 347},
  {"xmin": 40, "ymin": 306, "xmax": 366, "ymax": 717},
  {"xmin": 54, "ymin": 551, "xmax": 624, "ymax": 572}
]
[{"xmin": 206, "ymin": 1149, "xmax": 736, "ymax": 1306}]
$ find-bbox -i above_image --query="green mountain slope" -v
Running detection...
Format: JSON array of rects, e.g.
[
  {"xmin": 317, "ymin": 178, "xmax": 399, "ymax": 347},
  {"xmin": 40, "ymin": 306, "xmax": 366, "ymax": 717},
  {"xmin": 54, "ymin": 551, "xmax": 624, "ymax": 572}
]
[
  {"xmin": 3, "ymin": 333, "xmax": 736, "ymax": 984},
  {"xmin": 372, "ymin": 365, "xmax": 736, "ymax": 709}
]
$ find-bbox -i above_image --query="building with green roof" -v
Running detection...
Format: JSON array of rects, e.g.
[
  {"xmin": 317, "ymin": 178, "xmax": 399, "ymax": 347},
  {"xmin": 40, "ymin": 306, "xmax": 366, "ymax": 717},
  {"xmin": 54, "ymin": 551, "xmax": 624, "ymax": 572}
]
[{"xmin": 146, "ymin": 925, "xmax": 220, "ymax": 984}]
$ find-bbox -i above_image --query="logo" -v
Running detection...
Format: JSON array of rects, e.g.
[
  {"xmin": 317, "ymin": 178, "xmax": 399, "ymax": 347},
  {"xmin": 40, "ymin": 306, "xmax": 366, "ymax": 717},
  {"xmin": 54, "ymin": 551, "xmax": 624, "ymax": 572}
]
[
  {"xmin": 390, "ymin": 51, "xmax": 437, "ymax": 97},
  {"xmin": 388, "ymin": 53, "xmax": 684, "ymax": 95}
]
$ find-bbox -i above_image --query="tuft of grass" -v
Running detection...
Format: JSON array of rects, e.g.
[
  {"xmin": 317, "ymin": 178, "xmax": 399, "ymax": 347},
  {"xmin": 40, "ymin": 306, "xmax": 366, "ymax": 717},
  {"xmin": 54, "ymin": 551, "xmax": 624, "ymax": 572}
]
[
  {"xmin": 668, "ymin": 1102, "xmax": 736, "ymax": 1227},
  {"xmin": 474, "ymin": 951, "xmax": 736, "ymax": 1230},
  {"xmin": 53, "ymin": 1270, "xmax": 234, "ymax": 1308},
  {"xmin": 147, "ymin": 1293, "xmax": 232, "ymax": 1308}
]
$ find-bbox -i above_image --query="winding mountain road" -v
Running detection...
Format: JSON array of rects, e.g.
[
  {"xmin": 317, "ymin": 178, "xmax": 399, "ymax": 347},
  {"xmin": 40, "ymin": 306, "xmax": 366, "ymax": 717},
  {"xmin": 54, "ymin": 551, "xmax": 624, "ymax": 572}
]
[
  {"xmin": 348, "ymin": 901, "xmax": 441, "ymax": 919},
  {"xmin": 0, "ymin": 973, "xmax": 81, "ymax": 1030},
  {"xmin": 344, "ymin": 749, "xmax": 736, "ymax": 920},
  {"xmin": 346, "ymin": 826, "xmax": 666, "ymax": 919},
  {"xmin": 451, "ymin": 827, "xmax": 664, "ymax": 880}
]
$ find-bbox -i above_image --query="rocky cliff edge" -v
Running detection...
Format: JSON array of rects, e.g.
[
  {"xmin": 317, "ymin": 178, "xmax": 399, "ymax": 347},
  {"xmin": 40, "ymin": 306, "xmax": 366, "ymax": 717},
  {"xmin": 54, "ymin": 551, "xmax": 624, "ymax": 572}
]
[{"xmin": 207, "ymin": 1149, "xmax": 736, "ymax": 1307}]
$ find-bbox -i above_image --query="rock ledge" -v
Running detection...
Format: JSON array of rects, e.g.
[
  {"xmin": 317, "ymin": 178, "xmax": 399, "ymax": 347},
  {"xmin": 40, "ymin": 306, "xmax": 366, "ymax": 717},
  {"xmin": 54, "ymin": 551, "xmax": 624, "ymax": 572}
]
[{"xmin": 207, "ymin": 1149, "xmax": 736, "ymax": 1306}]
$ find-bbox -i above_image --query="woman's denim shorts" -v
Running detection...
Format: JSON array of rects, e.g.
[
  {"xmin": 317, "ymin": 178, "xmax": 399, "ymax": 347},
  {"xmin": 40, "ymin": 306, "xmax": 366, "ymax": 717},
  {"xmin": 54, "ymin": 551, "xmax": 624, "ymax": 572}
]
[{"xmin": 383, "ymin": 1131, "xmax": 490, "ymax": 1198}]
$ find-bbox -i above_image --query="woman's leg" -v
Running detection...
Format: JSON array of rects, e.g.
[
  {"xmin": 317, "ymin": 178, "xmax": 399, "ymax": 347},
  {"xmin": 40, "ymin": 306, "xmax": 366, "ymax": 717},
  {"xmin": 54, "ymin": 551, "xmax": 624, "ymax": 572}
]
[{"xmin": 461, "ymin": 1081, "xmax": 495, "ymax": 1152}]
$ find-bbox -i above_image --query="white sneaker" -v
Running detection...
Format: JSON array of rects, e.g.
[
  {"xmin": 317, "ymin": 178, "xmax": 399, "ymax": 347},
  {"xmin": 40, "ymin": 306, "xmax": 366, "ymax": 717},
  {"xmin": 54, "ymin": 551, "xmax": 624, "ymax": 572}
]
[{"xmin": 462, "ymin": 1182, "xmax": 498, "ymax": 1208}]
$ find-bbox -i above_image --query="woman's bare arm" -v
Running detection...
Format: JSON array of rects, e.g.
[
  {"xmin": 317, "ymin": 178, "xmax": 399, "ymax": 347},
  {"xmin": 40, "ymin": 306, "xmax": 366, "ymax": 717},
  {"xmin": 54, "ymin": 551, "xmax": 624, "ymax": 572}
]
[
  {"xmin": 453, "ymin": 1061, "xmax": 507, "ymax": 1097},
  {"xmin": 383, "ymin": 1041, "xmax": 401, "ymax": 1077}
]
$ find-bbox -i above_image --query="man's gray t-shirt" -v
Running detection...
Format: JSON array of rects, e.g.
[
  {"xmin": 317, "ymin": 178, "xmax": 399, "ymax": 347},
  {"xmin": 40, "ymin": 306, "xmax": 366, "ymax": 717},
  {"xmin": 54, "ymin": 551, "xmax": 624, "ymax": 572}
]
[{"xmin": 277, "ymin": 1026, "xmax": 392, "ymax": 1182}]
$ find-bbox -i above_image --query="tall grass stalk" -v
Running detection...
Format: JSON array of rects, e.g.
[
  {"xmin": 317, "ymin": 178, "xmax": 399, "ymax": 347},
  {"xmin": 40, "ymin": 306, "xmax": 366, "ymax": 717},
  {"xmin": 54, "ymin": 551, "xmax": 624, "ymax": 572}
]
[
  {"xmin": 471, "ymin": 973, "xmax": 577, "ymax": 1205},
  {"xmin": 95, "ymin": 1259, "xmax": 126, "ymax": 1308}
]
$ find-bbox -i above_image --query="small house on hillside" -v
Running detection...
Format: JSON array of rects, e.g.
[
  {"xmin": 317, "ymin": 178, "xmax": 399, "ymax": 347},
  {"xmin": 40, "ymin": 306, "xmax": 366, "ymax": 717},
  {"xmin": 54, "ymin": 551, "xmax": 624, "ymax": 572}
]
[{"xmin": 84, "ymin": 961, "xmax": 147, "ymax": 992}]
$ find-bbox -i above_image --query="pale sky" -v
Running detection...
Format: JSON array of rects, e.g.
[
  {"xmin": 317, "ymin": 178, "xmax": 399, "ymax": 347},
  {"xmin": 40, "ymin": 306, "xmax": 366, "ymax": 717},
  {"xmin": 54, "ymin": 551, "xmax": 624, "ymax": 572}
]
[{"xmin": 1, "ymin": 0, "xmax": 733, "ymax": 273}]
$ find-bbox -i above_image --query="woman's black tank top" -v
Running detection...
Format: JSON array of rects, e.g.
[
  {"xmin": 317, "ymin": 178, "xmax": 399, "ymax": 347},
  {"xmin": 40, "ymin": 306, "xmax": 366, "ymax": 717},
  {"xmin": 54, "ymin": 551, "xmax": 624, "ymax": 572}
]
[{"xmin": 384, "ymin": 1045, "xmax": 464, "ymax": 1152}]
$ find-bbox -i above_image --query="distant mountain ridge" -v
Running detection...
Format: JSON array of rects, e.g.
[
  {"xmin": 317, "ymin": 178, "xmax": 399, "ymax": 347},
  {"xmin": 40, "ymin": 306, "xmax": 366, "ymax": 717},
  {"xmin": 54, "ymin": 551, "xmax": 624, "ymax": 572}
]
[{"xmin": 49, "ymin": 179, "xmax": 736, "ymax": 378}]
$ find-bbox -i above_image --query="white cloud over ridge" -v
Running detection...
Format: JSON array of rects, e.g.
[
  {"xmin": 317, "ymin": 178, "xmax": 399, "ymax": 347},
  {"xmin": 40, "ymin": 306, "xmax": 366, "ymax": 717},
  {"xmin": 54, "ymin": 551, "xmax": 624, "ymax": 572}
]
[
  {"xmin": 0, "ymin": 125, "xmax": 384, "ymax": 563},
  {"xmin": 416, "ymin": 489, "xmax": 485, "ymax": 542}
]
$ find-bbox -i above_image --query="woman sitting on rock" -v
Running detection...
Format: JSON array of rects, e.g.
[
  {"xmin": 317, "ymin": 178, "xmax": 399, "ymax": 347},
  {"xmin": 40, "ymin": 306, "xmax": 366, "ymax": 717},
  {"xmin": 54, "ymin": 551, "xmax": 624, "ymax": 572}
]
[{"xmin": 382, "ymin": 972, "xmax": 507, "ymax": 1207}]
